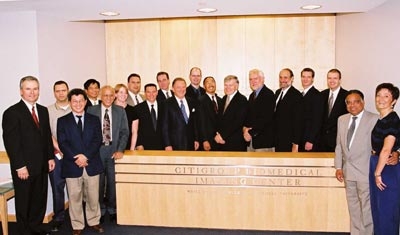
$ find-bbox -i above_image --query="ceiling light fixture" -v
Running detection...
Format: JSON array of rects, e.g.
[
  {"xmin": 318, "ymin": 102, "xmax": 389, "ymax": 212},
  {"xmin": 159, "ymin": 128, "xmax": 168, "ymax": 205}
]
[
  {"xmin": 100, "ymin": 11, "xmax": 120, "ymax": 17},
  {"xmin": 197, "ymin": 7, "xmax": 218, "ymax": 13},
  {"xmin": 300, "ymin": 5, "xmax": 322, "ymax": 10}
]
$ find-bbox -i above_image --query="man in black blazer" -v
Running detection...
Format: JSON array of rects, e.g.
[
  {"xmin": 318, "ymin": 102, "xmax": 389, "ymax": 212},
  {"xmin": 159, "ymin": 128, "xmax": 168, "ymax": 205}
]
[
  {"xmin": 243, "ymin": 69, "xmax": 275, "ymax": 152},
  {"xmin": 215, "ymin": 75, "xmax": 248, "ymax": 151},
  {"xmin": 299, "ymin": 68, "xmax": 323, "ymax": 152},
  {"xmin": 131, "ymin": 83, "xmax": 164, "ymax": 150},
  {"xmin": 2, "ymin": 76, "xmax": 55, "ymax": 235},
  {"xmin": 319, "ymin": 68, "xmax": 348, "ymax": 152},
  {"xmin": 185, "ymin": 67, "xmax": 205, "ymax": 100},
  {"xmin": 274, "ymin": 68, "xmax": 303, "ymax": 152},
  {"xmin": 156, "ymin": 71, "xmax": 173, "ymax": 103},
  {"xmin": 83, "ymin": 78, "xmax": 101, "ymax": 110},
  {"xmin": 57, "ymin": 89, "xmax": 104, "ymax": 234},
  {"xmin": 197, "ymin": 76, "xmax": 222, "ymax": 151},
  {"xmin": 162, "ymin": 77, "xmax": 199, "ymax": 150}
]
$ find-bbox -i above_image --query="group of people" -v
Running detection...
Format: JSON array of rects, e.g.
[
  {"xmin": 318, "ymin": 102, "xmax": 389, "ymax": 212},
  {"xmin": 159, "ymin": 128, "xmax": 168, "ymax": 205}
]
[{"xmin": 2, "ymin": 66, "xmax": 399, "ymax": 235}]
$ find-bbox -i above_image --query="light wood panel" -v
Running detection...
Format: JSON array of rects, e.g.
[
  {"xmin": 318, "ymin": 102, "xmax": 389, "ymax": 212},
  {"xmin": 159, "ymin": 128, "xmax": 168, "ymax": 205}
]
[
  {"xmin": 105, "ymin": 15, "xmax": 335, "ymax": 95},
  {"xmin": 116, "ymin": 151, "xmax": 350, "ymax": 232}
]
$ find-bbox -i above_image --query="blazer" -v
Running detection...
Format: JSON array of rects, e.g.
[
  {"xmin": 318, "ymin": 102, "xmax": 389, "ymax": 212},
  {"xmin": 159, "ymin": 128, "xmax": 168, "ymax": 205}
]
[
  {"xmin": 320, "ymin": 87, "xmax": 349, "ymax": 151},
  {"xmin": 274, "ymin": 86, "xmax": 303, "ymax": 152},
  {"xmin": 87, "ymin": 104, "xmax": 130, "ymax": 153},
  {"xmin": 2, "ymin": 100, "xmax": 54, "ymax": 175},
  {"xmin": 132, "ymin": 101, "xmax": 164, "ymax": 150},
  {"xmin": 57, "ymin": 112, "xmax": 103, "ymax": 178},
  {"xmin": 216, "ymin": 91, "xmax": 248, "ymax": 151},
  {"xmin": 186, "ymin": 85, "xmax": 205, "ymax": 100},
  {"xmin": 127, "ymin": 93, "xmax": 145, "ymax": 107},
  {"xmin": 84, "ymin": 99, "xmax": 101, "ymax": 111},
  {"xmin": 300, "ymin": 86, "xmax": 323, "ymax": 151},
  {"xmin": 162, "ymin": 96, "xmax": 198, "ymax": 150},
  {"xmin": 245, "ymin": 85, "xmax": 275, "ymax": 149},
  {"xmin": 156, "ymin": 89, "xmax": 174, "ymax": 103},
  {"xmin": 335, "ymin": 111, "xmax": 379, "ymax": 182},
  {"xmin": 197, "ymin": 94, "xmax": 222, "ymax": 150}
]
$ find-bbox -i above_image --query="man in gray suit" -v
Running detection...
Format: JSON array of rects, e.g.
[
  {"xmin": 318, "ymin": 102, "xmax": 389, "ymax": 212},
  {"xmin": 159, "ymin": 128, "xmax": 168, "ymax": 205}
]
[
  {"xmin": 335, "ymin": 90, "xmax": 377, "ymax": 235},
  {"xmin": 87, "ymin": 85, "xmax": 129, "ymax": 223}
]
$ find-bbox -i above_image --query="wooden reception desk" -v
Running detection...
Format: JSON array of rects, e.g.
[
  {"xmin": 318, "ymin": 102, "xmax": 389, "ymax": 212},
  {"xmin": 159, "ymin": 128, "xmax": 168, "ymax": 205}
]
[{"xmin": 115, "ymin": 151, "xmax": 349, "ymax": 232}]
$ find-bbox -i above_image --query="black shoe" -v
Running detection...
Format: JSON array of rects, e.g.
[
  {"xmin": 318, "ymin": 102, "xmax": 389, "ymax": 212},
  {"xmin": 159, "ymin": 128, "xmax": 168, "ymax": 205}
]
[
  {"xmin": 51, "ymin": 221, "xmax": 62, "ymax": 232},
  {"xmin": 100, "ymin": 215, "xmax": 105, "ymax": 224},
  {"xmin": 109, "ymin": 213, "xmax": 117, "ymax": 222}
]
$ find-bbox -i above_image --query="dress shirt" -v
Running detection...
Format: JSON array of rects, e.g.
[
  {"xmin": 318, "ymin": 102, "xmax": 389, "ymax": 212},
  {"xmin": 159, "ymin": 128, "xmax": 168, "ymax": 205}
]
[
  {"xmin": 128, "ymin": 90, "xmax": 144, "ymax": 105},
  {"xmin": 174, "ymin": 96, "xmax": 190, "ymax": 118},
  {"xmin": 146, "ymin": 100, "xmax": 158, "ymax": 118},
  {"xmin": 348, "ymin": 110, "xmax": 364, "ymax": 148},
  {"xmin": 22, "ymin": 99, "xmax": 39, "ymax": 122},
  {"xmin": 276, "ymin": 86, "xmax": 290, "ymax": 105},
  {"xmin": 329, "ymin": 87, "xmax": 341, "ymax": 106},
  {"xmin": 162, "ymin": 89, "xmax": 171, "ymax": 98},
  {"xmin": 72, "ymin": 112, "xmax": 85, "ymax": 129}
]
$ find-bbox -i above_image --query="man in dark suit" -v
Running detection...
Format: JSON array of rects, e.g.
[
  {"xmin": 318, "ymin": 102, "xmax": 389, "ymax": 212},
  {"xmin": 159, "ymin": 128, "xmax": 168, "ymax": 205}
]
[
  {"xmin": 162, "ymin": 77, "xmax": 199, "ymax": 150},
  {"xmin": 299, "ymin": 68, "xmax": 323, "ymax": 152},
  {"xmin": 126, "ymin": 73, "xmax": 145, "ymax": 106},
  {"xmin": 2, "ymin": 76, "xmax": 55, "ymax": 235},
  {"xmin": 57, "ymin": 89, "xmax": 104, "ymax": 235},
  {"xmin": 197, "ymin": 76, "xmax": 222, "ymax": 151},
  {"xmin": 131, "ymin": 83, "xmax": 164, "ymax": 150},
  {"xmin": 274, "ymin": 68, "xmax": 303, "ymax": 152},
  {"xmin": 243, "ymin": 69, "xmax": 275, "ymax": 152},
  {"xmin": 87, "ymin": 85, "xmax": 129, "ymax": 223},
  {"xmin": 156, "ymin": 71, "xmax": 173, "ymax": 103},
  {"xmin": 319, "ymin": 68, "xmax": 348, "ymax": 152},
  {"xmin": 83, "ymin": 78, "xmax": 101, "ymax": 110},
  {"xmin": 215, "ymin": 75, "xmax": 248, "ymax": 151},
  {"xmin": 185, "ymin": 67, "xmax": 205, "ymax": 100}
]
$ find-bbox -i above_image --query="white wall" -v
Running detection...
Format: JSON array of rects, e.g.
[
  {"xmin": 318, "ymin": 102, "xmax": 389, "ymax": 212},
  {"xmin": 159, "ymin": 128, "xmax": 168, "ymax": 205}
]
[{"xmin": 336, "ymin": 0, "xmax": 400, "ymax": 113}]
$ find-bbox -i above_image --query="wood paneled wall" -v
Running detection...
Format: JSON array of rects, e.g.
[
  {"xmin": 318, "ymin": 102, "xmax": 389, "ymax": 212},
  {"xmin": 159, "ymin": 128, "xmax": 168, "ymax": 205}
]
[{"xmin": 105, "ymin": 15, "xmax": 335, "ymax": 96}]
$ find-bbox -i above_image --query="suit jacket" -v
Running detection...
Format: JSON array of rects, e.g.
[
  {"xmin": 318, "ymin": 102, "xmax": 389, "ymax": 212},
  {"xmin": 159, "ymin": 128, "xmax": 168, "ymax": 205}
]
[
  {"xmin": 274, "ymin": 86, "xmax": 303, "ymax": 152},
  {"xmin": 57, "ymin": 112, "xmax": 103, "ymax": 178},
  {"xmin": 198, "ymin": 94, "xmax": 222, "ymax": 150},
  {"xmin": 84, "ymin": 99, "xmax": 101, "ymax": 111},
  {"xmin": 335, "ymin": 111, "xmax": 378, "ymax": 182},
  {"xmin": 2, "ymin": 100, "xmax": 54, "ymax": 175},
  {"xmin": 299, "ymin": 86, "xmax": 323, "ymax": 151},
  {"xmin": 162, "ymin": 96, "xmax": 198, "ymax": 150},
  {"xmin": 186, "ymin": 85, "xmax": 205, "ymax": 100},
  {"xmin": 216, "ymin": 91, "xmax": 248, "ymax": 151},
  {"xmin": 245, "ymin": 85, "xmax": 275, "ymax": 149},
  {"xmin": 132, "ymin": 101, "xmax": 164, "ymax": 150},
  {"xmin": 320, "ymin": 87, "xmax": 348, "ymax": 151},
  {"xmin": 87, "ymin": 104, "xmax": 130, "ymax": 153},
  {"xmin": 157, "ymin": 89, "xmax": 174, "ymax": 103},
  {"xmin": 127, "ymin": 93, "xmax": 145, "ymax": 107}
]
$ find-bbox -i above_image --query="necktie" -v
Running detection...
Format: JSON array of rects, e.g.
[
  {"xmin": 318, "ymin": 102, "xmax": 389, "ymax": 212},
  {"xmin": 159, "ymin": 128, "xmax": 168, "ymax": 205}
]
[
  {"xmin": 180, "ymin": 100, "xmax": 189, "ymax": 124},
  {"xmin": 150, "ymin": 104, "xmax": 157, "ymax": 131},
  {"xmin": 223, "ymin": 95, "xmax": 230, "ymax": 114},
  {"xmin": 276, "ymin": 91, "xmax": 283, "ymax": 110},
  {"xmin": 212, "ymin": 96, "xmax": 218, "ymax": 113},
  {"xmin": 135, "ymin": 95, "xmax": 140, "ymax": 106},
  {"xmin": 31, "ymin": 106, "xmax": 40, "ymax": 128},
  {"xmin": 347, "ymin": 116, "xmax": 358, "ymax": 149},
  {"xmin": 328, "ymin": 93, "xmax": 334, "ymax": 116},
  {"xmin": 76, "ymin": 115, "xmax": 83, "ymax": 135},
  {"xmin": 166, "ymin": 91, "xmax": 170, "ymax": 98},
  {"xmin": 194, "ymin": 88, "xmax": 200, "ymax": 98},
  {"xmin": 301, "ymin": 91, "xmax": 305, "ymax": 97},
  {"xmin": 103, "ymin": 109, "xmax": 111, "ymax": 145}
]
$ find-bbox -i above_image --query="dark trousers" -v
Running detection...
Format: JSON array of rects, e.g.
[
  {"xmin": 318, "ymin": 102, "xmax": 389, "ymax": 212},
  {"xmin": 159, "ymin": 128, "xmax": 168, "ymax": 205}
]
[
  {"xmin": 49, "ymin": 156, "xmax": 66, "ymax": 222},
  {"xmin": 99, "ymin": 146, "xmax": 116, "ymax": 215},
  {"xmin": 11, "ymin": 170, "xmax": 48, "ymax": 235}
]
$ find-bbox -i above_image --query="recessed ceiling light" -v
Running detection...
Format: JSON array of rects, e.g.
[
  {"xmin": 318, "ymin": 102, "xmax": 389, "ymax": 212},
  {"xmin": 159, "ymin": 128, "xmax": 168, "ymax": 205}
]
[
  {"xmin": 197, "ymin": 7, "xmax": 218, "ymax": 13},
  {"xmin": 100, "ymin": 11, "xmax": 120, "ymax": 17},
  {"xmin": 300, "ymin": 5, "xmax": 322, "ymax": 10}
]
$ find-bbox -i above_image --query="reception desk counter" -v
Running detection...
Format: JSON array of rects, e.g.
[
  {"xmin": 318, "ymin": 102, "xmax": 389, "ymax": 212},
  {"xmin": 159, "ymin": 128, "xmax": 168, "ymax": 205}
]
[{"xmin": 115, "ymin": 151, "xmax": 349, "ymax": 232}]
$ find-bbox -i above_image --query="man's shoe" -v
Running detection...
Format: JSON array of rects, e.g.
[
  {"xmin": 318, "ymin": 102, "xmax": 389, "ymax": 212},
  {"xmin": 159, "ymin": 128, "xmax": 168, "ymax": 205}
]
[
  {"xmin": 109, "ymin": 213, "xmax": 117, "ymax": 222},
  {"xmin": 72, "ymin": 229, "xmax": 82, "ymax": 235},
  {"xmin": 51, "ymin": 221, "xmax": 62, "ymax": 232},
  {"xmin": 100, "ymin": 215, "xmax": 105, "ymax": 224},
  {"xmin": 90, "ymin": 224, "xmax": 105, "ymax": 233}
]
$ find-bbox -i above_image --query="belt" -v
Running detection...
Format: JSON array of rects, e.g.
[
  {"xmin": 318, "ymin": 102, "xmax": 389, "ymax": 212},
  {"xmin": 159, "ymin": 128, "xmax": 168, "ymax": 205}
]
[{"xmin": 102, "ymin": 141, "xmax": 112, "ymax": 146}]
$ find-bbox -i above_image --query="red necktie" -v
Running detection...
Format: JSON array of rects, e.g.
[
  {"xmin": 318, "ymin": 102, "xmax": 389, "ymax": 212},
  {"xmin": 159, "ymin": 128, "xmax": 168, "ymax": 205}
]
[{"xmin": 32, "ymin": 106, "xmax": 40, "ymax": 128}]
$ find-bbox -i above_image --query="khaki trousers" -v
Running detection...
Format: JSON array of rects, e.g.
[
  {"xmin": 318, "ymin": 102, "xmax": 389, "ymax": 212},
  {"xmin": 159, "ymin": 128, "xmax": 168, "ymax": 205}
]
[{"xmin": 66, "ymin": 169, "xmax": 101, "ymax": 230}]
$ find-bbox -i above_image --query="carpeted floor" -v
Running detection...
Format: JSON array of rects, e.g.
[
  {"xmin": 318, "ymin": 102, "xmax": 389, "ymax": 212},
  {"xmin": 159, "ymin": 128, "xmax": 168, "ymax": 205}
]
[{"xmin": 2, "ymin": 213, "xmax": 350, "ymax": 235}]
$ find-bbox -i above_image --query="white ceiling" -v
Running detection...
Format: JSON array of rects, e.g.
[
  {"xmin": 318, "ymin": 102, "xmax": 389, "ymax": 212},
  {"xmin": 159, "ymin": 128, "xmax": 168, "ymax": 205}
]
[{"xmin": 0, "ymin": 0, "xmax": 388, "ymax": 21}]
